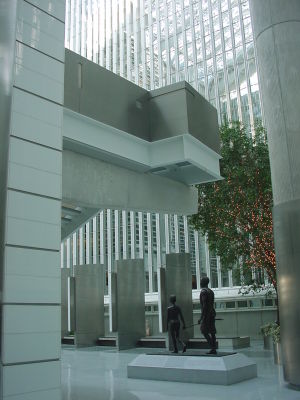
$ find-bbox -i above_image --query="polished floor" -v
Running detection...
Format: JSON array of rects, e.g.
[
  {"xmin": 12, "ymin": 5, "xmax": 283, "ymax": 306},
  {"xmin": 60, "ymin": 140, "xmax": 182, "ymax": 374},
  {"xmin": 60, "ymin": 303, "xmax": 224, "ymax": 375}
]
[{"xmin": 61, "ymin": 342, "xmax": 300, "ymax": 400}]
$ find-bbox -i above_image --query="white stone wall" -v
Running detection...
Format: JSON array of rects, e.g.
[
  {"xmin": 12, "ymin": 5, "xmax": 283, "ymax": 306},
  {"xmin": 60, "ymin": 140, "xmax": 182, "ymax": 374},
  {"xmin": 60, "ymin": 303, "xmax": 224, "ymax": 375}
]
[{"xmin": 1, "ymin": 1, "xmax": 65, "ymax": 399}]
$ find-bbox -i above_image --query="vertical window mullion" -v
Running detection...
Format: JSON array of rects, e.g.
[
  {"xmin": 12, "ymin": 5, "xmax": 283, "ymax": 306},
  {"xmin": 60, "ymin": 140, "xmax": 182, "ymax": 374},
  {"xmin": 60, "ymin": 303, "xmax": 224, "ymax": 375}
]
[
  {"xmin": 147, "ymin": 212, "xmax": 153, "ymax": 292},
  {"xmin": 194, "ymin": 230, "xmax": 201, "ymax": 289}
]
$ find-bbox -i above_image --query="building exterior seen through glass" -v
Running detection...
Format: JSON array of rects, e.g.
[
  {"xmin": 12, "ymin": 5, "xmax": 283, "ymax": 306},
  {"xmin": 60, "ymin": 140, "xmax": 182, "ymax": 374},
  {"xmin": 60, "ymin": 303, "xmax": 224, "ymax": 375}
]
[
  {"xmin": 65, "ymin": 0, "xmax": 263, "ymax": 127},
  {"xmin": 63, "ymin": 1, "xmax": 267, "ymax": 295}
]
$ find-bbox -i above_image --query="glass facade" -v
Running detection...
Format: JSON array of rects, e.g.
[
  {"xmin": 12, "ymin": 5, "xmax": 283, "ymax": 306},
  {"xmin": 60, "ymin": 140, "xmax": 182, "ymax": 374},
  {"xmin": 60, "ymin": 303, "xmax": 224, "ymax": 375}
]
[
  {"xmin": 65, "ymin": 0, "xmax": 263, "ymax": 127},
  {"xmin": 61, "ymin": 209, "xmax": 235, "ymax": 294},
  {"xmin": 63, "ymin": 1, "xmax": 267, "ymax": 295}
]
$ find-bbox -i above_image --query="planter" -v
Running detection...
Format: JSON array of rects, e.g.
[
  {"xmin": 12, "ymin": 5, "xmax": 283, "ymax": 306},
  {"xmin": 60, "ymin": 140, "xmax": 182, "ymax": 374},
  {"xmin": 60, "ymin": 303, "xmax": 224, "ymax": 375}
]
[
  {"xmin": 273, "ymin": 341, "xmax": 282, "ymax": 365},
  {"xmin": 263, "ymin": 335, "xmax": 273, "ymax": 350}
]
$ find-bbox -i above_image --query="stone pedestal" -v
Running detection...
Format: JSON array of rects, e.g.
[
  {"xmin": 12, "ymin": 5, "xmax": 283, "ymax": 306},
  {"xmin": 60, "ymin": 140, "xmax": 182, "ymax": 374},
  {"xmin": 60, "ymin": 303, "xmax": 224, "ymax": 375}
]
[{"xmin": 128, "ymin": 352, "xmax": 257, "ymax": 385}]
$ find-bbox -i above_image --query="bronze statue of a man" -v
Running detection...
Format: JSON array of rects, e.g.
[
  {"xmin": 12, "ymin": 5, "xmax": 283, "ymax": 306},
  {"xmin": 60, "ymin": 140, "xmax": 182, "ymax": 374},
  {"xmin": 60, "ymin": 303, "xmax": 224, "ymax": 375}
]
[
  {"xmin": 167, "ymin": 295, "xmax": 187, "ymax": 353},
  {"xmin": 199, "ymin": 277, "xmax": 217, "ymax": 354}
]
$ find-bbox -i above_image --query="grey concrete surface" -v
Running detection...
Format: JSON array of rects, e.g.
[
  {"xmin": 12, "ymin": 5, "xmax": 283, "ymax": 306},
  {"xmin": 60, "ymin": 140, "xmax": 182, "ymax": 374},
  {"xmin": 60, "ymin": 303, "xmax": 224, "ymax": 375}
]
[
  {"xmin": 149, "ymin": 81, "xmax": 219, "ymax": 153},
  {"xmin": 64, "ymin": 50, "xmax": 150, "ymax": 141},
  {"xmin": 73, "ymin": 265, "xmax": 104, "ymax": 347},
  {"xmin": 61, "ymin": 205, "xmax": 98, "ymax": 240},
  {"xmin": 148, "ymin": 83, "xmax": 189, "ymax": 141},
  {"xmin": 163, "ymin": 254, "xmax": 193, "ymax": 346},
  {"xmin": 61, "ymin": 268, "xmax": 71, "ymax": 339},
  {"xmin": 62, "ymin": 150, "xmax": 198, "ymax": 215},
  {"xmin": 273, "ymin": 199, "xmax": 300, "ymax": 385},
  {"xmin": 64, "ymin": 50, "xmax": 220, "ymax": 154},
  {"xmin": 250, "ymin": 0, "xmax": 300, "ymax": 386},
  {"xmin": 115, "ymin": 259, "xmax": 145, "ymax": 350}
]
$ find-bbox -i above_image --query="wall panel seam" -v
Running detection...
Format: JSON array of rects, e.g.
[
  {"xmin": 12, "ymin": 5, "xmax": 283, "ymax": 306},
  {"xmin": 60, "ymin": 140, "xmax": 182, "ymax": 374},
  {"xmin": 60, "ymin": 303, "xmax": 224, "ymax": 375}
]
[
  {"xmin": 23, "ymin": 0, "xmax": 65, "ymax": 24},
  {"xmin": 15, "ymin": 40, "xmax": 65, "ymax": 64},
  {"xmin": 5, "ymin": 244, "xmax": 60, "ymax": 252},
  {"xmin": 9, "ymin": 135, "xmax": 62, "ymax": 153},
  {"xmin": 254, "ymin": 19, "xmax": 300, "ymax": 42},
  {"xmin": 12, "ymin": 86, "xmax": 63, "ymax": 107}
]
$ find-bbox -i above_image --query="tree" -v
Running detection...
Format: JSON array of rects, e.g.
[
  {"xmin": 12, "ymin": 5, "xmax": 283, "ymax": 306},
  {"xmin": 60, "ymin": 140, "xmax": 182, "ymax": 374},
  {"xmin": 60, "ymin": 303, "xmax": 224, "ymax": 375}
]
[{"xmin": 190, "ymin": 122, "xmax": 277, "ymax": 291}]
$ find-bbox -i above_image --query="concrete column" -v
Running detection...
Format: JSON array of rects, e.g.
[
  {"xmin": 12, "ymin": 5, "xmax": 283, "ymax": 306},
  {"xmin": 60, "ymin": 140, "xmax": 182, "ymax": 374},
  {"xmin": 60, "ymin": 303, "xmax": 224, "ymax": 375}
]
[
  {"xmin": 164, "ymin": 253, "xmax": 193, "ymax": 347},
  {"xmin": 92, "ymin": 216, "xmax": 99, "ymax": 264},
  {"xmin": 130, "ymin": 211, "xmax": 136, "ymax": 259},
  {"xmin": 250, "ymin": 0, "xmax": 300, "ymax": 386},
  {"xmin": 61, "ymin": 268, "xmax": 71, "ymax": 339},
  {"xmin": 115, "ymin": 259, "xmax": 145, "ymax": 350},
  {"xmin": 194, "ymin": 231, "xmax": 201, "ymax": 289},
  {"xmin": 0, "ymin": 1, "xmax": 65, "ymax": 398},
  {"xmin": 138, "ymin": 211, "xmax": 144, "ymax": 259},
  {"xmin": 156, "ymin": 214, "xmax": 166, "ymax": 333},
  {"xmin": 73, "ymin": 265, "xmax": 104, "ymax": 347}
]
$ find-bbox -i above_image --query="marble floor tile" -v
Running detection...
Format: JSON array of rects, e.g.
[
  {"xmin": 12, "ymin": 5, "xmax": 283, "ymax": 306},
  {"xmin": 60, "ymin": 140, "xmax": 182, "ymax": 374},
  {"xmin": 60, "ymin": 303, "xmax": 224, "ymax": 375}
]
[{"xmin": 61, "ymin": 342, "xmax": 300, "ymax": 400}]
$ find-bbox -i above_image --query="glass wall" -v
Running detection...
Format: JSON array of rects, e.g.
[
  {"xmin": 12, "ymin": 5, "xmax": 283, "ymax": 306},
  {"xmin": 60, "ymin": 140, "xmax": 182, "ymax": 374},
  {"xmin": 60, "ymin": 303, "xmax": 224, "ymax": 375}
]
[
  {"xmin": 65, "ymin": 0, "xmax": 263, "ymax": 128},
  {"xmin": 62, "ymin": 1, "xmax": 266, "ymax": 293},
  {"xmin": 61, "ymin": 210, "xmax": 234, "ymax": 293}
]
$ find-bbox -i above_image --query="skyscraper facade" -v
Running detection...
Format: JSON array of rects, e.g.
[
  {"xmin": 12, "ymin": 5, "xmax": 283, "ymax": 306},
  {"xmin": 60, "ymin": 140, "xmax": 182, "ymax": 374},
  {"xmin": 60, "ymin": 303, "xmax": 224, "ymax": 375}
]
[
  {"xmin": 63, "ymin": 0, "xmax": 269, "ymax": 292},
  {"xmin": 62, "ymin": 1, "xmax": 276, "ymax": 337},
  {"xmin": 65, "ymin": 0, "xmax": 263, "ymax": 127}
]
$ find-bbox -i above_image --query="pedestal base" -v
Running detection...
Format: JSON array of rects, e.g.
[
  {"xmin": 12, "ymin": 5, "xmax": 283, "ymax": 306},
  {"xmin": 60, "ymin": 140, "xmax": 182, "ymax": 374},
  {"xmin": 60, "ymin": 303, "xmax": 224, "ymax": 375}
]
[{"xmin": 127, "ymin": 352, "xmax": 257, "ymax": 385}]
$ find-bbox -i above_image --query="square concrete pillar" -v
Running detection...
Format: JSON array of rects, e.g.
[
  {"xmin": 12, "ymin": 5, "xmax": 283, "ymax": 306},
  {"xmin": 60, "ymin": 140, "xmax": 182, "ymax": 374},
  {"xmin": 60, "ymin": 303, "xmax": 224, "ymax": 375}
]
[
  {"xmin": 73, "ymin": 265, "xmax": 104, "ymax": 347},
  {"xmin": 164, "ymin": 253, "xmax": 193, "ymax": 348},
  {"xmin": 115, "ymin": 259, "xmax": 145, "ymax": 350},
  {"xmin": 61, "ymin": 268, "xmax": 71, "ymax": 339}
]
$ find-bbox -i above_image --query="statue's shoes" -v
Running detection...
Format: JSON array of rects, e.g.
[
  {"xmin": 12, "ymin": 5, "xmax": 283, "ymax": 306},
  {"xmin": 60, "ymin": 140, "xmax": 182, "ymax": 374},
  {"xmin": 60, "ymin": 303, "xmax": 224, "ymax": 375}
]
[
  {"xmin": 172, "ymin": 350, "xmax": 178, "ymax": 353},
  {"xmin": 206, "ymin": 349, "xmax": 217, "ymax": 355},
  {"xmin": 182, "ymin": 344, "xmax": 187, "ymax": 353}
]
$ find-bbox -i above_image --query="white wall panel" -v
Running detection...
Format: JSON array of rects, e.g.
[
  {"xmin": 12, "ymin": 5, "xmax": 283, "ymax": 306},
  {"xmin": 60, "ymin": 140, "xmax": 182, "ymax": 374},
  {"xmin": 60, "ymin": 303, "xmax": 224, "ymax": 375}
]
[
  {"xmin": 11, "ymin": 88, "xmax": 62, "ymax": 150},
  {"xmin": 6, "ymin": 217, "xmax": 60, "ymax": 250},
  {"xmin": 2, "ymin": 361, "xmax": 61, "ymax": 397},
  {"xmin": 4, "ymin": 246, "xmax": 60, "ymax": 277},
  {"xmin": 14, "ymin": 42, "xmax": 64, "ymax": 104},
  {"xmin": 1, "ymin": 1, "xmax": 64, "ymax": 398},
  {"xmin": 3, "ymin": 388, "xmax": 61, "ymax": 400},
  {"xmin": 2, "ymin": 304, "xmax": 60, "ymax": 332},
  {"xmin": 8, "ymin": 162, "xmax": 61, "ymax": 199},
  {"xmin": 2, "ymin": 332, "xmax": 60, "ymax": 364},
  {"xmin": 9, "ymin": 136, "xmax": 62, "ymax": 175},
  {"xmin": 3, "ymin": 275, "xmax": 60, "ymax": 303},
  {"xmin": 16, "ymin": 1, "xmax": 65, "ymax": 61},
  {"xmin": 25, "ymin": 0, "xmax": 65, "ymax": 22},
  {"xmin": 7, "ymin": 191, "xmax": 60, "ymax": 225}
]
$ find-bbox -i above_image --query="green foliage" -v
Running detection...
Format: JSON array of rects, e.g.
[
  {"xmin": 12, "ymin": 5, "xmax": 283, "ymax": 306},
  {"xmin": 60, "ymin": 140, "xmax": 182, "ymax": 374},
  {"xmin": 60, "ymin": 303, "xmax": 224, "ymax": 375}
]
[
  {"xmin": 239, "ymin": 282, "xmax": 275, "ymax": 297},
  {"xmin": 261, "ymin": 322, "xmax": 280, "ymax": 343},
  {"xmin": 260, "ymin": 322, "xmax": 275, "ymax": 336},
  {"xmin": 190, "ymin": 122, "xmax": 277, "ymax": 289},
  {"xmin": 271, "ymin": 324, "xmax": 280, "ymax": 343}
]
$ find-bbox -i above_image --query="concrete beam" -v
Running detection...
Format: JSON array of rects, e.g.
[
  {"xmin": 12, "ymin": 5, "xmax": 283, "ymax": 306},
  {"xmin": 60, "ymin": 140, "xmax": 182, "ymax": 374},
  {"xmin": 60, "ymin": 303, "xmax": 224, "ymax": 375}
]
[{"xmin": 62, "ymin": 150, "xmax": 198, "ymax": 215}]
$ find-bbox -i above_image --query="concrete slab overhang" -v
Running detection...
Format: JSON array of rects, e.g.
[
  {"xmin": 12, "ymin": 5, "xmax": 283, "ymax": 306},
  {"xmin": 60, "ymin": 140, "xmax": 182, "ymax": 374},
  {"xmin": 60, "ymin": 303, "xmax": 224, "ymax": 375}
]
[
  {"xmin": 62, "ymin": 49, "xmax": 222, "ymax": 237},
  {"xmin": 64, "ymin": 50, "xmax": 222, "ymax": 186},
  {"xmin": 63, "ymin": 108, "xmax": 222, "ymax": 185}
]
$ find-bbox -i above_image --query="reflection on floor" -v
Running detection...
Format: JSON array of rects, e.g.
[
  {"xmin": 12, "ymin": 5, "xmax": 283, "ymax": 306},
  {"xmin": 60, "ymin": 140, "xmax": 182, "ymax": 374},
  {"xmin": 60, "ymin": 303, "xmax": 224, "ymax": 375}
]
[{"xmin": 61, "ymin": 341, "xmax": 300, "ymax": 400}]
